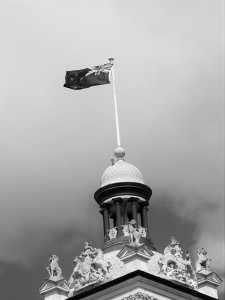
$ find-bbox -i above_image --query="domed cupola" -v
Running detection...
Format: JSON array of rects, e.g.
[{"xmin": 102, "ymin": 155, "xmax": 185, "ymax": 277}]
[
  {"xmin": 100, "ymin": 159, "xmax": 144, "ymax": 187},
  {"xmin": 94, "ymin": 147, "xmax": 155, "ymax": 253}
]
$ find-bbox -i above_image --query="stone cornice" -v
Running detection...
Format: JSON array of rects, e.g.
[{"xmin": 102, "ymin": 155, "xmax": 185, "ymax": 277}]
[
  {"xmin": 94, "ymin": 182, "xmax": 152, "ymax": 205},
  {"xmin": 69, "ymin": 270, "xmax": 217, "ymax": 300}
]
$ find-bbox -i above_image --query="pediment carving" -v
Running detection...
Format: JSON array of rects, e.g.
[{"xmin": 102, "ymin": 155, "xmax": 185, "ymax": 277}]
[{"xmin": 121, "ymin": 292, "xmax": 158, "ymax": 300}]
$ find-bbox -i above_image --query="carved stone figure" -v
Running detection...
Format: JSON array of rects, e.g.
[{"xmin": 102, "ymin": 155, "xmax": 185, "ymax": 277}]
[
  {"xmin": 166, "ymin": 261, "xmax": 177, "ymax": 278},
  {"xmin": 122, "ymin": 225, "xmax": 130, "ymax": 236},
  {"xmin": 68, "ymin": 242, "xmax": 111, "ymax": 296},
  {"xmin": 185, "ymin": 251, "xmax": 197, "ymax": 281},
  {"xmin": 108, "ymin": 227, "xmax": 118, "ymax": 239},
  {"xmin": 92, "ymin": 248, "xmax": 111, "ymax": 276},
  {"xmin": 128, "ymin": 219, "xmax": 142, "ymax": 247},
  {"xmin": 196, "ymin": 248, "xmax": 211, "ymax": 272},
  {"xmin": 46, "ymin": 254, "xmax": 62, "ymax": 281},
  {"xmin": 84, "ymin": 241, "xmax": 95, "ymax": 253},
  {"xmin": 158, "ymin": 237, "xmax": 197, "ymax": 289},
  {"xmin": 164, "ymin": 236, "xmax": 182, "ymax": 256}
]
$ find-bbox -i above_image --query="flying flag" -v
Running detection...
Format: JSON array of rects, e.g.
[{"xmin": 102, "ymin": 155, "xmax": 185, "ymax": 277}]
[{"xmin": 64, "ymin": 63, "xmax": 112, "ymax": 90}]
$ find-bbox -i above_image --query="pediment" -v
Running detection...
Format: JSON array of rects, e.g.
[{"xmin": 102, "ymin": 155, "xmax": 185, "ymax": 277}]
[
  {"xmin": 209, "ymin": 272, "xmax": 222, "ymax": 284},
  {"xmin": 38, "ymin": 278, "xmax": 69, "ymax": 293},
  {"xmin": 197, "ymin": 271, "xmax": 222, "ymax": 285},
  {"xmin": 117, "ymin": 245, "xmax": 154, "ymax": 262}
]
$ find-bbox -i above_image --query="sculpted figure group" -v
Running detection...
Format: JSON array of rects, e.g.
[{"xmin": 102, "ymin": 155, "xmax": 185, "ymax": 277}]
[
  {"xmin": 158, "ymin": 237, "xmax": 197, "ymax": 289},
  {"xmin": 45, "ymin": 238, "xmax": 213, "ymax": 296},
  {"xmin": 158, "ymin": 237, "xmax": 213, "ymax": 289},
  {"xmin": 68, "ymin": 242, "xmax": 111, "ymax": 297}
]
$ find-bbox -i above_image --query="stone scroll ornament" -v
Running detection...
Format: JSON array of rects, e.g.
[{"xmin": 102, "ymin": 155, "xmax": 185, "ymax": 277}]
[
  {"xmin": 46, "ymin": 254, "xmax": 63, "ymax": 281},
  {"xmin": 68, "ymin": 242, "xmax": 111, "ymax": 297},
  {"xmin": 157, "ymin": 237, "xmax": 197, "ymax": 289}
]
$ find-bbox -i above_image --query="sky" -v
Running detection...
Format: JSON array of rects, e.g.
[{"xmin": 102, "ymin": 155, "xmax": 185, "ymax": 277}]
[{"xmin": 0, "ymin": 1, "xmax": 224, "ymax": 299}]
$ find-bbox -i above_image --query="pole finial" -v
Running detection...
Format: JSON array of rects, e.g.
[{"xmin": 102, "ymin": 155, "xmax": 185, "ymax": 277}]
[
  {"xmin": 114, "ymin": 146, "xmax": 125, "ymax": 160},
  {"xmin": 108, "ymin": 57, "xmax": 114, "ymax": 65}
]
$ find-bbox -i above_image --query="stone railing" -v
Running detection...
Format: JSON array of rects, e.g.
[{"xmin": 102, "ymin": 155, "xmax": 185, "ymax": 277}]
[{"xmin": 108, "ymin": 225, "xmax": 147, "ymax": 240}]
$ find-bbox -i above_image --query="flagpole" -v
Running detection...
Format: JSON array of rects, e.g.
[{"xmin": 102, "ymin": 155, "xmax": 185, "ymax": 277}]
[{"xmin": 109, "ymin": 57, "xmax": 121, "ymax": 147}]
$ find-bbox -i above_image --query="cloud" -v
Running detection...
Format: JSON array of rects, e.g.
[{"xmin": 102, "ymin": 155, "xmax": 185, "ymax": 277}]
[
  {"xmin": 0, "ymin": 170, "xmax": 101, "ymax": 266},
  {"xmin": 155, "ymin": 188, "xmax": 224, "ymax": 297}
]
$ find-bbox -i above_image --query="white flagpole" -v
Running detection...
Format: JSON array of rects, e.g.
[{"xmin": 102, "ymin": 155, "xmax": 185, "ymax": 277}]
[{"xmin": 109, "ymin": 57, "xmax": 121, "ymax": 147}]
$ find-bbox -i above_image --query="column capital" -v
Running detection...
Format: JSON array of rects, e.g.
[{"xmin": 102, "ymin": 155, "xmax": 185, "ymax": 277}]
[
  {"xmin": 113, "ymin": 197, "xmax": 123, "ymax": 204},
  {"xmin": 101, "ymin": 202, "xmax": 110, "ymax": 209},
  {"xmin": 129, "ymin": 196, "xmax": 139, "ymax": 202}
]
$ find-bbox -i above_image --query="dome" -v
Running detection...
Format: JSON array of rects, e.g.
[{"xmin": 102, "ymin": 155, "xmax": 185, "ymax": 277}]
[{"xmin": 100, "ymin": 159, "xmax": 144, "ymax": 187}]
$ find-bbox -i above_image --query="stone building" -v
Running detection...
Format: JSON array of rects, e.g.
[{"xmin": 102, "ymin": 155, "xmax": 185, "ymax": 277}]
[{"xmin": 38, "ymin": 147, "xmax": 222, "ymax": 300}]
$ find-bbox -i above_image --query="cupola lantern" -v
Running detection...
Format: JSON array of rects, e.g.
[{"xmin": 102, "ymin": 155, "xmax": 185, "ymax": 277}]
[{"xmin": 94, "ymin": 148, "xmax": 155, "ymax": 253}]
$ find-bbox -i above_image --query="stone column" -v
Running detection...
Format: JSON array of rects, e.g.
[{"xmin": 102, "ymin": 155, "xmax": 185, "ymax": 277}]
[
  {"xmin": 102, "ymin": 204, "xmax": 110, "ymax": 240},
  {"xmin": 122, "ymin": 201, "xmax": 128, "ymax": 225},
  {"xmin": 100, "ymin": 209, "xmax": 104, "ymax": 237},
  {"xmin": 130, "ymin": 197, "xmax": 138, "ymax": 224},
  {"xmin": 141, "ymin": 203, "xmax": 149, "ymax": 234},
  {"xmin": 114, "ymin": 197, "xmax": 122, "ymax": 236}
]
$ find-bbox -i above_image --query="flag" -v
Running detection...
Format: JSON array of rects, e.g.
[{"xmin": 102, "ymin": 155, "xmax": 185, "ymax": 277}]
[{"xmin": 64, "ymin": 63, "xmax": 112, "ymax": 90}]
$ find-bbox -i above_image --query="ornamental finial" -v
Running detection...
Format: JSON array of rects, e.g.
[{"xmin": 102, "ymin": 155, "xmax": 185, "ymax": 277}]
[{"xmin": 114, "ymin": 146, "xmax": 125, "ymax": 160}]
